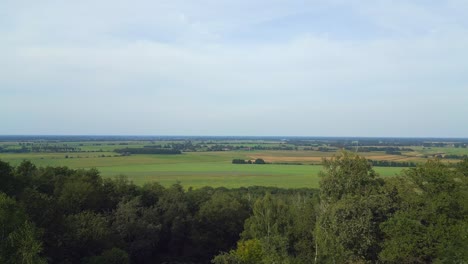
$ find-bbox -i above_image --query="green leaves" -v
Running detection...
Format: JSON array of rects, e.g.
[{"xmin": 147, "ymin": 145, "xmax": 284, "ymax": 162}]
[
  {"xmin": 380, "ymin": 159, "xmax": 468, "ymax": 263},
  {"xmin": 0, "ymin": 193, "xmax": 45, "ymax": 264},
  {"xmin": 243, "ymin": 193, "xmax": 290, "ymax": 241},
  {"xmin": 316, "ymin": 151, "xmax": 390, "ymax": 263},
  {"xmin": 7, "ymin": 221, "xmax": 46, "ymax": 264},
  {"xmin": 193, "ymin": 192, "xmax": 249, "ymax": 258},
  {"xmin": 319, "ymin": 151, "xmax": 379, "ymax": 203}
]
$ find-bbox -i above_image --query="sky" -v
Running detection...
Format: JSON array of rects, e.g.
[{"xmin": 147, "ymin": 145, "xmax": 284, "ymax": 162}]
[{"xmin": 1, "ymin": 0, "xmax": 468, "ymax": 137}]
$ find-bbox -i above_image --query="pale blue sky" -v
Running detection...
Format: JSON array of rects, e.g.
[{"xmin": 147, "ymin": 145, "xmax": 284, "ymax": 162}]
[{"xmin": 1, "ymin": 0, "xmax": 468, "ymax": 137}]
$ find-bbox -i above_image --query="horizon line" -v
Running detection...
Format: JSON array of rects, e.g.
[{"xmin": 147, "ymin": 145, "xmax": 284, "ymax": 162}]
[{"xmin": 1, "ymin": 134, "xmax": 468, "ymax": 139}]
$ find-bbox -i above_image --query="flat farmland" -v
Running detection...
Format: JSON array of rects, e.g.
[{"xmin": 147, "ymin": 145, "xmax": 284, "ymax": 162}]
[
  {"xmin": 3, "ymin": 137, "xmax": 464, "ymax": 189},
  {"xmin": 0, "ymin": 150, "xmax": 404, "ymax": 188}
]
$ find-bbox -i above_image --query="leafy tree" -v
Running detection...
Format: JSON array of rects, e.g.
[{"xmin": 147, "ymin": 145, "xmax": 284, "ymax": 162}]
[
  {"xmin": 60, "ymin": 211, "xmax": 112, "ymax": 262},
  {"xmin": 288, "ymin": 196, "xmax": 318, "ymax": 263},
  {"xmin": 0, "ymin": 160, "xmax": 16, "ymax": 196},
  {"xmin": 0, "ymin": 192, "xmax": 45, "ymax": 264},
  {"xmin": 192, "ymin": 192, "xmax": 250, "ymax": 259},
  {"xmin": 15, "ymin": 160, "xmax": 37, "ymax": 180},
  {"xmin": 7, "ymin": 221, "xmax": 46, "ymax": 264},
  {"xmin": 234, "ymin": 239, "xmax": 264, "ymax": 264},
  {"xmin": 241, "ymin": 193, "xmax": 292, "ymax": 263},
  {"xmin": 56, "ymin": 169, "xmax": 104, "ymax": 214},
  {"xmin": 315, "ymin": 151, "xmax": 390, "ymax": 263},
  {"xmin": 212, "ymin": 239, "xmax": 264, "ymax": 264},
  {"xmin": 254, "ymin": 158, "xmax": 266, "ymax": 164},
  {"xmin": 113, "ymin": 197, "xmax": 161, "ymax": 263},
  {"xmin": 456, "ymin": 157, "xmax": 468, "ymax": 177},
  {"xmin": 85, "ymin": 247, "xmax": 130, "ymax": 264},
  {"xmin": 156, "ymin": 183, "xmax": 192, "ymax": 258},
  {"xmin": 319, "ymin": 151, "xmax": 379, "ymax": 203},
  {"xmin": 243, "ymin": 193, "xmax": 289, "ymax": 241},
  {"xmin": 140, "ymin": 182, "xmax": 165, "ymax": 207},
  {"xmin": 101, "ymin": 175, "xmax": 138, "ymax": 210},
  {"xmin": 380, "ymin": 160, "xmax": 468, "ymax": 263}
]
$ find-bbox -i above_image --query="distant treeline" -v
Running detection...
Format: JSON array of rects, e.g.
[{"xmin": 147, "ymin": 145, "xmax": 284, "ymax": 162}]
[
  {"xmin": 423, "ymin": 142, "xmax": 467, "ymax": 148},
  {"xmin": 0, "ymin": 145, "xmax": 81, "ymax": 153},
  {"xmin": 208, "ymin": 144, "xmax": 295, "ymax": 151},
  {"xmin": 0, "ymin": 146, "xmax": 29, "ymax": 153},
  {"xmin": 114, "ymin": 147, "xmax": 181, "ymax": 155},
  {"xmin": 318, "ymin": 147, "xmax": 334, "ymax": 152},
  {"xmin": 344, "ymin": 146, "xmax": 413, "ymax": 152},
  {"xmin": 368, "ymin": 159, "xmax": 417, "ymax": 167},
  {"xmin": 233, "ymin": 159, "xmax": 307, "ymax": 166},
  {"xmin": 271, "ymin": 162, "xmax": 305, "ymax": 165},
  {"xmin": 144, "ymin": 141, "xmax": 197, "ymax": 152},
  {"xmin": 232, "ymin": 158, "xmax": 266, "ymax": 164},
  {"xmin": 444, "ymin": 154, "xmax": 468, "ymax": 159},
  {"xmin": 31, "ymin": 145, "xmax": 81, "ymax": 152}
]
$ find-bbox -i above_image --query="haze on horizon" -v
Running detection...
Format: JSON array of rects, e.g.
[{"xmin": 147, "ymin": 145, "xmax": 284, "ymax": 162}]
[{"xmin": 1, "ymin": 0, "xmax": 468, "ymax": 137}]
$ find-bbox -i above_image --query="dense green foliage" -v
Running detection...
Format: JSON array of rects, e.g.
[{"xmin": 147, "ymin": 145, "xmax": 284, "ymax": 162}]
[
  {"xmin": 0, "ymin": 159, "xmax": 315, "ymax": 263},
  {"xmin": 0, "ymin": 153, "xmax": 467, "ymax": 263},
  {"xmin": 213, "ymin": 153, "xmax": 468, "ymax": 263}
]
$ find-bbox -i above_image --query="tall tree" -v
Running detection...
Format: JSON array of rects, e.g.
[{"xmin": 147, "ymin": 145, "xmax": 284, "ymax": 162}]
[
  {"xmin": 192, "ymin": 192, "xmax": 249, "ymax": 259},
  {"xmin": 380, "ymin": 160, "xmax": 468, "ymax": 263},
  {"xmin": 0, "ymin": 160, "xmax": 16, "ymax": 196},
  {"xmin": 315, "ymin": 151, "xmax": 391, "ymax": 263},
  {"xmin": 0, "ymin": 193, "xmax": 46, "ymax": 264}
]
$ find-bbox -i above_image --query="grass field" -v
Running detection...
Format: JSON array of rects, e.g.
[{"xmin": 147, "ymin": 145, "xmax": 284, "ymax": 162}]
[
  {"xmin": 3, "ymin": 138, "xmax": 465, "ymax": 189},
  {"xmin": 0, "ymin": 151, "xmax": 405, "ymax": 188}
]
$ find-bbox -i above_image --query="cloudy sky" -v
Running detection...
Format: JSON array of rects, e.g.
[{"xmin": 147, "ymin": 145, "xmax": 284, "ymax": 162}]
[{"xmin": 1, "ymin": 0, "xmax": 468, "ymax": 137}]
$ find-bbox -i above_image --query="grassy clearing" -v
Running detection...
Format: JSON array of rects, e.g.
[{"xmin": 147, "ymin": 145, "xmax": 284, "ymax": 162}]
[{"xmin": 0, "ymin": 151, "xmax": 405, "ymax": 189}]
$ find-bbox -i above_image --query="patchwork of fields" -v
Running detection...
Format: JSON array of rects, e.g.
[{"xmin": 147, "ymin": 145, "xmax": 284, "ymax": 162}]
[
  {"xmin": 1, "ymin": 137, "xmax": 466, "ymax": 188},
  {"xmin": 0, "ymin": 150, "xmax": 404, "ymax": 188}
]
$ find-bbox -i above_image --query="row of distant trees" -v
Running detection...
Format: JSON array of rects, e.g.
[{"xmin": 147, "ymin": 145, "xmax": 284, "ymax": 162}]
[
  {"xmin": 114, "ymin": 147, "xmax": 181, "ymax": 155},
  {"xmin": 232, "ymin": 158, "xmax": 266, "ymax": 164},
  {"xmin": 368, "ymin": 159, "xmax": 417, "ymax": 167},
  {"xmin": 444, "ymin": 154, "xmax": 468, "ymax": 159}
]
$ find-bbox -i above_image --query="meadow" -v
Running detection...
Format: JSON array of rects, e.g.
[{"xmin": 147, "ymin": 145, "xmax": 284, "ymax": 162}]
[
  {"xmin": 0, "ymin": 149, "xmax": 404, "ymax": 188},
  {"xmin": 1, "ymin": 137, "xmax": 467, "ymax": 188}
]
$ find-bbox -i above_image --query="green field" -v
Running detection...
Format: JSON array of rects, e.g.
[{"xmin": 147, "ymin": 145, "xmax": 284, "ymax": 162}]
[
  {"xmin": 0, "ymin": 151, "xmax": 404, "ymax": 188},
  {"xmin": 3, "ymin": 137, "xmax": 464, "ymax": 189}
]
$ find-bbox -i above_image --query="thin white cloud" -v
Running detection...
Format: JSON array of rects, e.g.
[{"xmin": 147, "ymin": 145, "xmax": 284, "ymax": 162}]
[{"xmin": 1, "ymin": 0, "xmax": 468, "ymax": 136}]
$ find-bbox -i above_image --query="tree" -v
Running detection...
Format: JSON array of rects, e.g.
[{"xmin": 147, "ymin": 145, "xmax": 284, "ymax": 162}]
[
  {"xmin": 254, "ymin": 159, "xmax": 266, "ymax": 164},
  {"xmin": 315, "ymin": 151, "xmax": 390, "ymax": 263},
  {"xmin": 85, "ymin": 248, "xmax": 130, "ymax": 264},
  {"xmin": 61, "ymin": 211, "xmax": 112, "ymax": 262},
  {"xmin": 456, "ymin": 157, "xmax": 468, "ymax": 177},
  {"xmin": 379, "ymin": 160, "xmax": 468, "ymax": 263},
  {"xmin": 101, "ymin": 175, "xmax": 138, "ymax": 210},
  {"xmin": 0, "ymin": 160, "xmax": 16, "ymax": 196},
  {"xmin": 212, "ymin": 239, "xmax": 264, "ymax": 264},
  {"xmin": 113, "ymin": 197, "xmax": 161, "ymax": 263},
  {"xmin": 241, "ymin": 193, "xmax": 292, "ymax": 263},
  {"xmin": 192, "ymin": 192, "xmax": 250, "ymax": 259},
  {"xmin": 56, "ymin": 169, "xmax": 104, "ymax": 213},
  {"xmin": 14, "ymin": 160, "xmax": 37, "ymax": 194},
  {"xmin": 319, "ymin": 151, "xmax": 379, "ymax": 203},
  {"xmin": 7, "ymin": 221, "xmax": 46, "ymax": 264},
  {"xmin": 155, "ymin": 183, "xmax": 192, "ymax": 258},
  {"xmin": 0, "ymin": 193, "xmax": 46, "ymax": 264}
]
